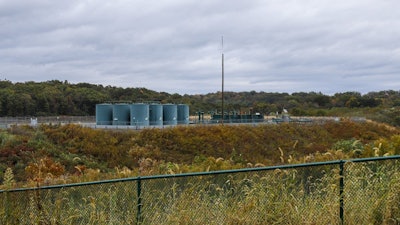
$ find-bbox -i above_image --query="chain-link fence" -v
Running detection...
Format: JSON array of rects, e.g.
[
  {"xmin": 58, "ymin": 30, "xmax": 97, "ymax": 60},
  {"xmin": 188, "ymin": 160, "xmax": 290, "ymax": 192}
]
[
  {"xmin": 0, "ymin": 116, "xmax": 95, "ymax": 127},
  {"xmin": 1, "ymin": 155, "xmax": 400, "ymax": 224}
]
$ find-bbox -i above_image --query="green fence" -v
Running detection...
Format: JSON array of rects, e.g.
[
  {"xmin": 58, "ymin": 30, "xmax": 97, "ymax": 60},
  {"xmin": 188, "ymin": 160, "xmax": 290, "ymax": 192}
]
[{"xmin": 1, "ymin": 155, "xmax": 400, "ymax": 224}]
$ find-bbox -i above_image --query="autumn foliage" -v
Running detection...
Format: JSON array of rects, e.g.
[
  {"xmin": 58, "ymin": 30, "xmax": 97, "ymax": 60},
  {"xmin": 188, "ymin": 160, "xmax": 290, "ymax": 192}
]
[{"xmin": 0, "ymin": 120, "xmax": 399, "ymax": 188}]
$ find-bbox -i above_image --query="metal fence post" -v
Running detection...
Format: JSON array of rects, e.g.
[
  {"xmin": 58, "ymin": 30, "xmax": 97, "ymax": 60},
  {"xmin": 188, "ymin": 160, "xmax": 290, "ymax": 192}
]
[
  {"xmin": 4, "ymin": 191, "xmax": 9, "ymax": 224},
  {"xmin": 137, "ymin": 177, "xmax": 142, "ymax": 224},
  {"xmin": 339, "ymin": 160, "xmax": 344, "ymax": 225}
]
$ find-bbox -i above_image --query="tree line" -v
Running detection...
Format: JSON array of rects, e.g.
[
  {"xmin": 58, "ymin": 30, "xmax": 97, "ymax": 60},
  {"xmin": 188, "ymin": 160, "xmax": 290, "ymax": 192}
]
[{"xmin": 1, "ymin": 80, "xmax": 400, "ymax": 125}]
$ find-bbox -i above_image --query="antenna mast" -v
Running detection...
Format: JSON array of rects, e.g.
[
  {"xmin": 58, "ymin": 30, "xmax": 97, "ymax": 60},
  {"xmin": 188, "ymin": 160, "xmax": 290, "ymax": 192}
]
[{"xmin": 221, "ymin": 36, "xmax": 224, "ymax": 125}]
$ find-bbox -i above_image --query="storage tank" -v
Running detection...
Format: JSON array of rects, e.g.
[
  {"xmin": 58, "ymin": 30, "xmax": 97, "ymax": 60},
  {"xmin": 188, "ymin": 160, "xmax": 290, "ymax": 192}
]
[
  {"xmin": 149, "ymin": 104, "xmax": 163, "ymax": 126},
  {"xmin": 177, "ymin": 104, "xmax": 189, "ymax": 124},
  {"xmin": 163, "ymin": 104, "xmax": 177, "ymax": 125},
  {"xmin": 96, "ymin": 104, "xmax": 113, "ymax": 125},
  {"xmin": 112, "ymin": 104, "xmax": 130, "ymax": 125},
  {"xmin": 130, "ymin": 104, "xmax": 149, "ymax": 126}
]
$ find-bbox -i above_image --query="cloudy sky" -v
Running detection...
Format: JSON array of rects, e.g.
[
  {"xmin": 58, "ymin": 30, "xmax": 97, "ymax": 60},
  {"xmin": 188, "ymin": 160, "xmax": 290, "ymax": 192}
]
[{"xmin": 1, "ymin": 0, "xmax": 400, "ymax": 95}]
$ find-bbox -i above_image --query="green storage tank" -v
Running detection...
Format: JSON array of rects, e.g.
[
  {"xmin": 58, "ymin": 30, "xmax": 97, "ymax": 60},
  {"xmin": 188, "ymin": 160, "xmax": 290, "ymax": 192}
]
[
  {"xmin": 96, "ymin": 104, "xmax": 113, "ymax": 125},
  {"xmin": 149, "ymin": 104, "xmax": 163, "ymax": 126},
  {"xmin": 113, "ymin": 104, "xmax": 130, "ymax": 125},
  {"xmin": 163, "ymin": 104, "xmax": 177, "ymax": 125},
  {"xmin": 130, "ymin": 104, "xmax": 149, "ymax": 126},
  {"xmin": 177, "ymin": 104, "xmax": 189, "ymax": 124}
]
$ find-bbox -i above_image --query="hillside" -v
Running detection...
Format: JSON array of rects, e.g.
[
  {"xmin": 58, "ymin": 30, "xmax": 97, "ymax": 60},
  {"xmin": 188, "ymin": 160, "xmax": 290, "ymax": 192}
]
[
  {"xmin": 1, "ymin": 120, "xmax": 399, "ymax": 188},
  {"xmin": 1, "ymin": 80, "xmax": 400, "ymax": 126}
]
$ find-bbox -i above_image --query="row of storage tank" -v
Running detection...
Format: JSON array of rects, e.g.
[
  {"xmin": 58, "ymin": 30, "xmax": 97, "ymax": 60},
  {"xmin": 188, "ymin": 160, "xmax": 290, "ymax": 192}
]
[{"xmin": 96, "ymin": 103, "xmax": 190, "ymax": 126}]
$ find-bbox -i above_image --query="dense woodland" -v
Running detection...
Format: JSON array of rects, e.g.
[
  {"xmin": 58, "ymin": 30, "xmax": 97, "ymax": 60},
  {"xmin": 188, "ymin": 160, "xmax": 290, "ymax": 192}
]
[{"xmin": 1, "ymin": 80, "xmax": 400, "ymax": 126}]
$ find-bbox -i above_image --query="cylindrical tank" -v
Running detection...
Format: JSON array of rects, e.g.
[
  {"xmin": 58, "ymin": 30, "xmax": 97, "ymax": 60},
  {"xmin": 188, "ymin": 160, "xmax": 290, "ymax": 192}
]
[
  {"xmin": 96, "ymin": 104, "xmax": 113, "ymax": 125},
  {"xmin": 163, "ymin": 104, "xmax": 177, "ymax": 125},
  {"xmin": 177, "ymin": 104, "xmax": 189, "ymax": 124},
  {"xmin": 149, "ymin": 104, "xmax": 163, "ymax": 126},
  {"xmin": 112, "ymin": 104, "xmax": 130, "ymax": 125},
  {"xmin": 130, "ymin": 104, "xmax": 149, "ymax": 126}
]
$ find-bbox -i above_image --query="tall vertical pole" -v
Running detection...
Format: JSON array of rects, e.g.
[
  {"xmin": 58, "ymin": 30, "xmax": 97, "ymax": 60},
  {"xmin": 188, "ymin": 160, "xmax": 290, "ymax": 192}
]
[{"xmin": 221, "ymin": 36, "xmax": 224, "ymax": 125}]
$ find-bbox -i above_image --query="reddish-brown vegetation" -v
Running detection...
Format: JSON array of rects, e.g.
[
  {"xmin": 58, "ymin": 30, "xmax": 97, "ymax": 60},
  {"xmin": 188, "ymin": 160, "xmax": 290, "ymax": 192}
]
[{"xmin": 0, "ymin": 120, "xmax": 399, "ymax": 187}]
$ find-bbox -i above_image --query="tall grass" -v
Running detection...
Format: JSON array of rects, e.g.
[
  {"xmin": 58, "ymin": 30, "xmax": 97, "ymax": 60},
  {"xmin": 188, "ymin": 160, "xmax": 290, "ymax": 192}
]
[
  {"xmin": 1, "ymin": 159, "xmax": 400, "ymax": 224},
  {"xmin": 140, "ymin": 166, "xmax": 340, "ymax": 225}
]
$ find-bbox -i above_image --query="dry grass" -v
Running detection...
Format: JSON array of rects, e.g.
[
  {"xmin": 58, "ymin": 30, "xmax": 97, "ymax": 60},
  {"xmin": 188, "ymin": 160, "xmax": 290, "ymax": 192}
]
[{"xmin": 1, "ymin": 159, "xmax": 400, "ymax": 224}]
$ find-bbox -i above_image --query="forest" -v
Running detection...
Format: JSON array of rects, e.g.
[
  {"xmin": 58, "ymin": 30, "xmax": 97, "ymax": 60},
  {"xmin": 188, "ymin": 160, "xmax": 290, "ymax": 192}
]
[{"xmin": 1, "ymin": 80, "xmax": 400, "ymax": 126}]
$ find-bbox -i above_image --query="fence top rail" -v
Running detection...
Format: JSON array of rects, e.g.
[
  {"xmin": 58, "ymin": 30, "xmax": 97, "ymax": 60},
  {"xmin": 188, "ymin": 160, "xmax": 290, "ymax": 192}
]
[{"xmin": 2, "ymin": 155, "xmax": 400, "ymax": 193}]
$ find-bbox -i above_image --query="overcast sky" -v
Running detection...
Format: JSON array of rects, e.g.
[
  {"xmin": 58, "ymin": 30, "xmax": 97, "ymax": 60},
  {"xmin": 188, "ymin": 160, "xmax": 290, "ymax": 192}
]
[{"xmin": 1, "ymin": 0, "xmax": 400, "ymax": 95}]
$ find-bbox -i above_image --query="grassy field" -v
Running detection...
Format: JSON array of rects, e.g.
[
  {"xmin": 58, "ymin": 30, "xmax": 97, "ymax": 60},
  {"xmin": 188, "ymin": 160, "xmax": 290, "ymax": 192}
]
[
  {"xmin": 1, "ymin": 157, "xmax": 399, "ymax": 224},
  {"xmin": 1, "ymin": 120, "xmax": 400, "ymax": 224}
]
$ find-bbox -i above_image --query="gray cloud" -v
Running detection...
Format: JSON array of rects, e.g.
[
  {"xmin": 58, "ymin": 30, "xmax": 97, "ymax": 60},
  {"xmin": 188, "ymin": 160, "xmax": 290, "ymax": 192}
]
[{"xmin": 1, "ymin": 0, "xmax": 400, "ymax": 94}]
